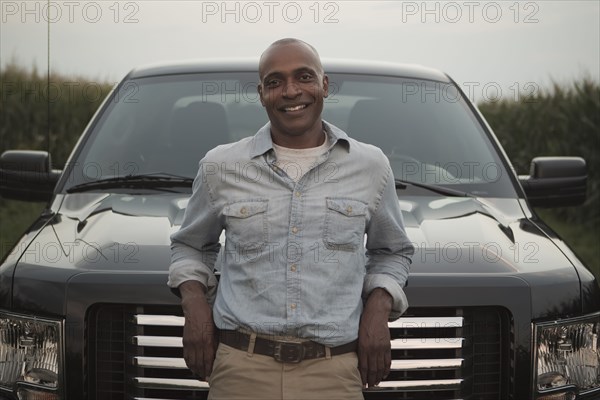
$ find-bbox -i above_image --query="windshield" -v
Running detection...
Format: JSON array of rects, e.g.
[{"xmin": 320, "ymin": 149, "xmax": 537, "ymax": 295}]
[{"xmin": 65, "ymin": 72, "xmax": 516, "ymax": 197}]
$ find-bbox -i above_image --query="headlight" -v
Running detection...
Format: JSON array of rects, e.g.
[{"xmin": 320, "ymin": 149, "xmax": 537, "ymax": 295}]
[
  {"xmin": 0, "ymin": 312, "xmax": 63, "ymax": 399},
  {"xmin": 534, "ymin": 312, "xmax": 600, "ymax": 397}
]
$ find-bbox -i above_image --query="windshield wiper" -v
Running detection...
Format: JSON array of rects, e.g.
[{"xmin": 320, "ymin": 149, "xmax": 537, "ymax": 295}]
[
  {"xmin": 394, "ymin": 179, "xmax": 472, "ymax": 197},
  {"xmin": 66, "ymin": 173, "xmax": 194, "ymax": 193}
]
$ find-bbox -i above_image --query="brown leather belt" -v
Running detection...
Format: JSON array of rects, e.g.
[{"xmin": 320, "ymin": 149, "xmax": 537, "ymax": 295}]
[{"xmin": 219, "ymin": 330, "xmax": 357, "ymax": 363}]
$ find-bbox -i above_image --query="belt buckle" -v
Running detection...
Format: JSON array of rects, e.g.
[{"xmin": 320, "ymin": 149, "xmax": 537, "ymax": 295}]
[{"xmin": 273, "ymin": 341, "xmax": 305, "ymax": 363}]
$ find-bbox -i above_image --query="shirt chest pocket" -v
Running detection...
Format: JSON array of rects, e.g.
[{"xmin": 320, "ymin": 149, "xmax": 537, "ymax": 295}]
[
  {"xmin": 323, "ymin": 198, "xmax": 368, "ymax": 251},
  {"xmin": 223, "ymin": 200, "xmax": 269, "ymax": 250}
]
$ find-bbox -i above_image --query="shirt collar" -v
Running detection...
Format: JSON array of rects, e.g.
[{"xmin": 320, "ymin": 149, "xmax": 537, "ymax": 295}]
[{"xmin": 249, "ymin": 120, "xmax": 351, "ymax": 159}]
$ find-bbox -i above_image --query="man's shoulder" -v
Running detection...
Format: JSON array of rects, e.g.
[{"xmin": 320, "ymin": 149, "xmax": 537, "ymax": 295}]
[
  {"xmin": 202, "ymin": 123, "xmax": 270, "ymax": 164},
  {"xmin": 326, "ymin": 122, "xmax": 387, "ymax": 160},
  {"xmin": 347, "ymin": 137, "xmax": 390, "ymax": 169},
  {"xmin": 202, "ymin": 136, "xmax": 255, "ymax": 163},
  {"xmin": 325, "ymin": 121, "xmax": 391, "ymax": 172},
  {"xmin": 348, "ymin": 137, "xmax": 386, "ymax": 156}
]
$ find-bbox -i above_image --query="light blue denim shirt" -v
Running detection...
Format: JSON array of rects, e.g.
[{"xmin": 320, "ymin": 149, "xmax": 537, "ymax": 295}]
[{"xmin": 168, "ymin": 121, "xmax": 414, "ymax": 347}]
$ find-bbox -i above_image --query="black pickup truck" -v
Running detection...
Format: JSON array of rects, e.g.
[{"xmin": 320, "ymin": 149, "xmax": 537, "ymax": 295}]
[{"xmin": 1, "ymin": 60, "xmax": 599, "ymax": 400}]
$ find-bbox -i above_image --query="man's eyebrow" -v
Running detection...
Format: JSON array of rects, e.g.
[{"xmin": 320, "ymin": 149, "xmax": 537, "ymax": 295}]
[
  {"xmin": 294, "ymin": 67, "xmax": 318, "ymax": 75},
  {"xmin": 262, "ymin": 67, "xmax": 319, "ymax": 81}
]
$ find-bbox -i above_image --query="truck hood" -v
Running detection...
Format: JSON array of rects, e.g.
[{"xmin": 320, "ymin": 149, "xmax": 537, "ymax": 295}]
[{"xmin": 11, "ymin": 192, "xmax": 586, "ymax": 318}]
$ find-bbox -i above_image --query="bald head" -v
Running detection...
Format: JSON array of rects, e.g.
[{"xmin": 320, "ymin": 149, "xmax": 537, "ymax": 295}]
[{"xmin": 259, "ymin": 38, "xmax": 324, "ymax": 80}]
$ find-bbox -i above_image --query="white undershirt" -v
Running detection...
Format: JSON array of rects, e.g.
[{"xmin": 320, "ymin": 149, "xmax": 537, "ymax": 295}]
[{"xmin": 272, "ymin": 134, "xmax": 330, "ymax": 183}]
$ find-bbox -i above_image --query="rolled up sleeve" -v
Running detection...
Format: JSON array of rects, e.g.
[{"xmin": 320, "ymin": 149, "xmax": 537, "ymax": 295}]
[
  {"xmin": 363, "ymin": 164, "xmax": 414, "ymax": 320},
  {"xmin": 168, "ymin": 161, "xmax": 222, "ymax": 299}
]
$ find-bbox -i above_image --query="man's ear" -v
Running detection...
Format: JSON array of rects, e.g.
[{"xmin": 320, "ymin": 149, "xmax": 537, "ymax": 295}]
[
  {"xmin": 323, "ymin": 74, "xmax": 329, "ymax": 98},
  {"xmin": 257, "ymin": 83, "xmax": 265, "ymax": 107}
]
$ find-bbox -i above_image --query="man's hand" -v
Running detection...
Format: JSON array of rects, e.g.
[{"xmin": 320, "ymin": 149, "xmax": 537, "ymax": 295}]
[
  {"xmin": 358, "ymin": 288, "xmax": 393, "ymax": 388},
  {"xmin": 179, "ymin": 281, "xmax": 218, "ymax": 380}
]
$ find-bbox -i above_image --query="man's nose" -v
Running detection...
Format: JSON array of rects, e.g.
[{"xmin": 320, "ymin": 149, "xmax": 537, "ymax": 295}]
[{"xmin": 282, "ymin": 81, "xmax": 302, "ymax": 98}]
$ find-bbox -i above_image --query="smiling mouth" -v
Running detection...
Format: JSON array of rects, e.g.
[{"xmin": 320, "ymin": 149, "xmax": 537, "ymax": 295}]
[{"xmin": 281, "ymin": 104, "xmax": 308, "ymax": 112}]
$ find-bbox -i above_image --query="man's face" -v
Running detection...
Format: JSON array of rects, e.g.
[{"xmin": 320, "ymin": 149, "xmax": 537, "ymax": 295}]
[{"xmin": 258, "ymin": 43, "xmax": 329, "ymax": 140}]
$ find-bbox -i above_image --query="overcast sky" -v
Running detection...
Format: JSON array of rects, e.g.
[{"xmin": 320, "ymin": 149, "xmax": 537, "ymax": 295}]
[{"xmin": 1, "ymin": 1, "xmax": 599, "ymax": 102}]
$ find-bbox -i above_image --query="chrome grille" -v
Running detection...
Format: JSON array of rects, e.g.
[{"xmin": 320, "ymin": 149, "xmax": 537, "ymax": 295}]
[
  {"xmin": 133, "ymin": 314, "xmax": 208, "ymax": 393},
  {"xmin": 89, "ymin": 306, "xmax": 510, "ymax": 400},
  {"xmin": 368, "ymin": 311, "xmax": 464, "ymax": 398}
]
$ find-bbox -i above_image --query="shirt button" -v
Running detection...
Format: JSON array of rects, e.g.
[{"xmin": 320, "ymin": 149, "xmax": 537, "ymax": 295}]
[
  {"xmin": 346, "ymin": 206, "xmax": 353, "ymax": 214},
  {"xmin": 290, "ymin": 264, "xmax": 297, "ymax": 272},
  {"xmin": 295, "ymin": 191, "xmax": 301, "ymax": 197},
  {"xmin": 240, "ymin": 207, "xmax": 247, "ymax": 215},
  {"xmin": 290, "ymin": 303, "xmax": 297, "ymax": 310},
  {"xmin": 291, "ymin": 226, "xmax": 298, "ymax": 234}
]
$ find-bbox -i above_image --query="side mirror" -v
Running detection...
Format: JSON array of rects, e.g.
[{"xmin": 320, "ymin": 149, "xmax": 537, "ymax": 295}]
[
  {"xmin": 0, "ymin": 150, "xmax": 62, "ymax": 202},
  {"xmin": 519, "ymin": 156, "xmax": 587, "ymax": 207}
]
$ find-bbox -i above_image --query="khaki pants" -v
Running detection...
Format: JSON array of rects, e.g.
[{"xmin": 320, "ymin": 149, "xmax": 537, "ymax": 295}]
[{"xmin": 207, "ymin": 342, "xmax": 364, "ymax": 400}]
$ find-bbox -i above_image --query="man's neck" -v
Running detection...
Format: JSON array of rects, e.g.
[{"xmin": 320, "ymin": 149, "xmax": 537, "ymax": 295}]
[{"xmin": 270, "ymin": 122, "xmax": 326, "ymax": 149}]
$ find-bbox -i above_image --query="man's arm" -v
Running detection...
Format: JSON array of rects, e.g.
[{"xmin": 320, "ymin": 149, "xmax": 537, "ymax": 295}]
[
  {"xmin": 359, "ymin": 161, "xmax": 414, "ymax": 387},
  {"xmin": 363, "ymin": 160, "xmax": 413, "ymax": 317},
  {"xmin": 168, "ymin": 160, "xmax": 223, "ymax": 378},
  {"xmin": 358, "ymin": 288, "xmax": 393, "ymax": 388},
  {"xmin": 180, "ymin": 280, "xmax": 218, "ymax": 380},
  {"xmin": 168, "ymin": 160, "xmax": 222, "ymax": 296}
]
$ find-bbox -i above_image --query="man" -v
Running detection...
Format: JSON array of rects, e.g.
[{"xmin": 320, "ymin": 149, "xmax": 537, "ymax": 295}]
[{"xmin": 168, "ymin": 38, "xmax": 414, "ymax": 399}]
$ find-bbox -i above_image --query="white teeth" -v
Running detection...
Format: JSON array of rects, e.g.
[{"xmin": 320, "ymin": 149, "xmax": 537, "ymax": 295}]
[{"xmin": 285, "ymin": 104, "xmax": 306, "ymax": 112}]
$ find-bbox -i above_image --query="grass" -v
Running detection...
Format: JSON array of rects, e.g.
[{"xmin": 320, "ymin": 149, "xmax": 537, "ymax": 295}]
[
  {"xmin": 536, "ymin": 209, "xmax": 600, "ymax": 281},
  {"xmin": 0, "ymin": 200, "xmax": 46, "ymax": 261}
]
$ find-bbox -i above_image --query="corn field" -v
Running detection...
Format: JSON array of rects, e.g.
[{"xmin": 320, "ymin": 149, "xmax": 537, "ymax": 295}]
[
  {"xmin": 0, "ymin": 62, "xmax": 114, "ymax": 167},
  {"xmin": 478, "ymin": 79, "xmax": 600, "ymax": 229}
]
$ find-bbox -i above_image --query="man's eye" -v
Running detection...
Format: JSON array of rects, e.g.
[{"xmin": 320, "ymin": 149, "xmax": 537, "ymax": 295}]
[
  {"xmin": 266, "ymin": 79, "xmax": 280, "ymax": 87},
  {"xmin": 299, "ymin": 74, "xmax": 313, "ymax": 81}
]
